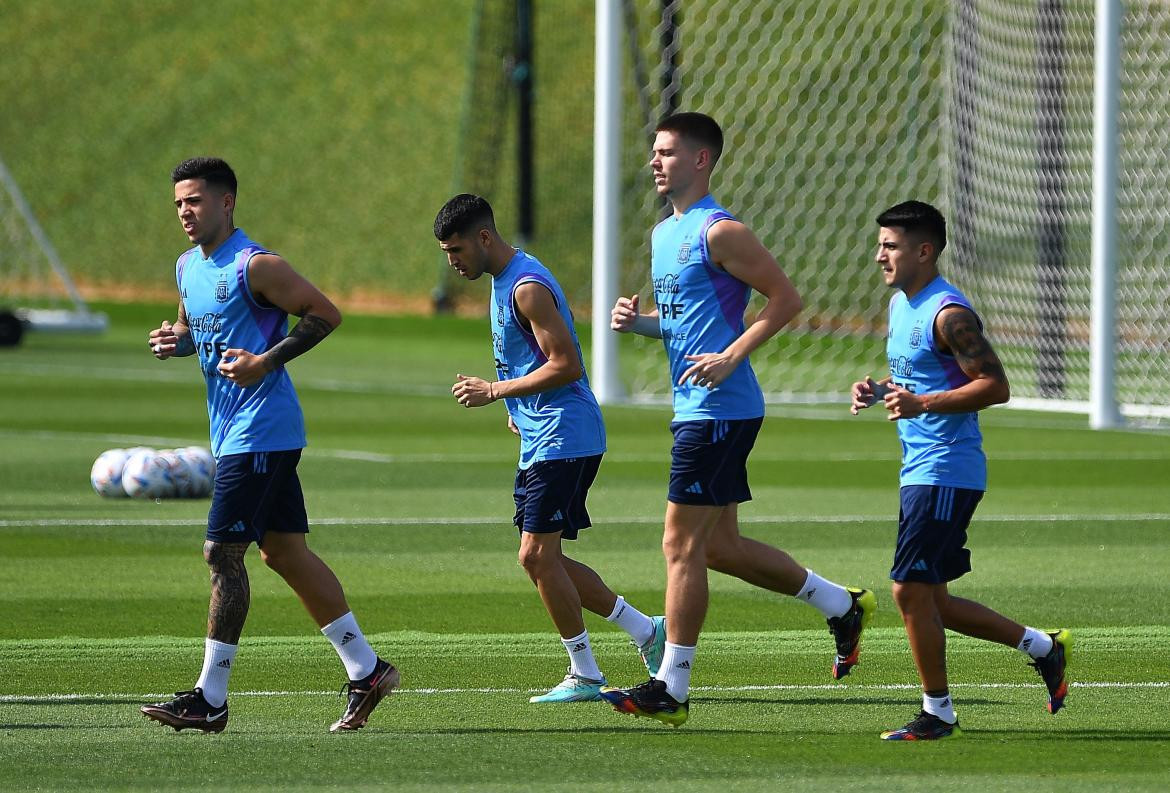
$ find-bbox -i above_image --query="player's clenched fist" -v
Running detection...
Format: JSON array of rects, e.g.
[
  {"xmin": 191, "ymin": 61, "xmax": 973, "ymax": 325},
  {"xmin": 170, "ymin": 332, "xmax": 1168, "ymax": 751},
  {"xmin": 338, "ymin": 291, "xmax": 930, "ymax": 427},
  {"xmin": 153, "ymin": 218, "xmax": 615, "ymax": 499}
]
[
  {"xmin": 611, "ymin": 293, "xmax": 640, "ymax": 332},
  {"xmin": 148, "ymin": 320, "xmax": 180, "ymax": 359}
]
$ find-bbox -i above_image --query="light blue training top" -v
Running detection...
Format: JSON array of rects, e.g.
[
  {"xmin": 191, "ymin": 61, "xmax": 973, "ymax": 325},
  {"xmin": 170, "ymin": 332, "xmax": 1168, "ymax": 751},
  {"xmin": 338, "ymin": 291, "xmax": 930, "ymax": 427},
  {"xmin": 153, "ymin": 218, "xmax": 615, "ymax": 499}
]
[
  {"xmin": 489, "ymin": 249, "xmax": 606, "ymax": 469},
  {"xmin": 176, "ymin": 228, "xmax": 306, "ymax": 458},
  {"xmin": 886, "ymin": 274, "xmax": 987, "ymax": 490},
  {"xmin": 650, "ymin": 194, "xmax": 765, "ymax": 421}
]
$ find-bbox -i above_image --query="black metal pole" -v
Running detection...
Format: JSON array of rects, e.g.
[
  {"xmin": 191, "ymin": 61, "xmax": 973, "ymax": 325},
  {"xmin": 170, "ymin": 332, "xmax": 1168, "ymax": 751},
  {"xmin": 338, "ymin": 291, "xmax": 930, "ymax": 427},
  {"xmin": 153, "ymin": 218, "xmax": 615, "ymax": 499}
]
[
  {"xmin": 1037, "ymin": 0, "xmax": 1067, "ymax": 397},
  {"xmin": 661, "ymin": 0, "xmax": 680, "ymax": 119},
  {"xmin": 516, "ymin": 0, "xmax": 534, "ymax": 241},
  {"xmin": 952, "ymin": 0, "xmax": 979, "ymax": 274}
]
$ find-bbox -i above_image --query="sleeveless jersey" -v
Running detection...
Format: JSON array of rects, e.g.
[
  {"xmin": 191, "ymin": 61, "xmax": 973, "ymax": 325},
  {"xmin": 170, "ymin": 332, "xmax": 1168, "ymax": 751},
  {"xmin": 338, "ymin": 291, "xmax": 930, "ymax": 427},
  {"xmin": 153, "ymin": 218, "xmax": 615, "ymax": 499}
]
[
  {"xmin": 886, "ymin": 275, "xmax": 986, "ymax": 490},
  {"xmin": 176, "ymin": 228, "xmax": 306, "ymax": 458},
  {"xmin": 490, "ymin": 250, "xmax": 606, "ymax": 469},
  {"xmin": 651, "ymin": 194, "xmax": 765, "ymax": 421}
]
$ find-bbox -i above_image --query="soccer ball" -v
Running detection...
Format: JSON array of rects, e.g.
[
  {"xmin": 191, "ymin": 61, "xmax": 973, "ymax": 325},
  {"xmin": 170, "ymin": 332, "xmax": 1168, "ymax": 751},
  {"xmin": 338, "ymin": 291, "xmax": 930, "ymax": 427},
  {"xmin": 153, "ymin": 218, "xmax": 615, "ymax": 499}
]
[
  {"xmin": 90, "ymin": 448, "xmax": 131, "ymax": 497},
  {"xmin": 176, "ymin": 446, "xmax": 215, "ymax": 498},
  {"xmin": 121, "ymin": 449, "xmax": 172, "ymax": 499},
  {"xmin": 157, "ymin": 450, "xmax": 195, "ymax": 498}
]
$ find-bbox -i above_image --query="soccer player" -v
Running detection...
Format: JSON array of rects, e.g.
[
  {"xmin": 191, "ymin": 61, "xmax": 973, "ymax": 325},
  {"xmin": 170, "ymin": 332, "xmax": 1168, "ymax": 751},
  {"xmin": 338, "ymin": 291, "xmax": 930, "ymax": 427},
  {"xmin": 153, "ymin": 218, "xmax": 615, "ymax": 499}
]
[
  {"xmin": 435, "ymin": 193, "xmax": 667, "ymax": 703},
  {"xmin": 140, "ymin": 157, "xmax": 397, "ymax": 733},
  {"xmin": 603, "ymin": 112, "xmax": 875, "ymax": 727},
  {"xmin": 851, "ymin": 200, "xmax": 1072, "ymax": 740}
]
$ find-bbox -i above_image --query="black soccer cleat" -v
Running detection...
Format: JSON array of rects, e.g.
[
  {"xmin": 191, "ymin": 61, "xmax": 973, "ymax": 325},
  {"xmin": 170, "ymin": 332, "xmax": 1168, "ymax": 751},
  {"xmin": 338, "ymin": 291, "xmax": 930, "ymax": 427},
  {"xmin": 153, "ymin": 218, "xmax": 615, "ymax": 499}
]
[
  {"xmin": 599, "ymin": 678, "xmax": 689, "ymax": 727},
  {"xmin": 828, "ymin": 587, "xmax": 876, "ymax": 680},
  {"xmin": 330, "ymin": 657, "xmax": 400, "ymax": 732},
  {"xmin": 140, "ymin": 687, "xmax": 228, "ymax": 733},
  {"xmin": 1030, "ymin": 629, "xmax": 1073, "ymax": 714},
  {"xmin": 880, "ymin": 710, "xmax": 962, "ymax": 741}
]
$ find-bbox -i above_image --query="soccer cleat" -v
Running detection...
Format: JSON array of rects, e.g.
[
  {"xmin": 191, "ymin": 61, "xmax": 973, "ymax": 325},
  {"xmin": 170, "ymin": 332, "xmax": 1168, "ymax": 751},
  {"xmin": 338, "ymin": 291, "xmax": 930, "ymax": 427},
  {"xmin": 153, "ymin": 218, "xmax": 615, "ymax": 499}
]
[
  {"xmin": 880, "ymin": 710, "xmax": 962, "ymax": 741},
  {"xmin": 529, "ymin": 672, "xmax": 607, "ymax": 703},
  {"xmin": 140, "ymin": 687, "xmax": 228, "ymax": 733},
  {"xmin": 828, "ymin": 587, "xmax": 877, "ymax": 680},
  {"xmin": 330, "ymin": 657, "xmax": 399, "ymax": 732},
  {"xmin": 1030, "ymin": 628, "xmax": 1072, "ymax": 714},
  {"xmin": 599, "ymin": 678, "xmax": 689, "ymax": 728},
  {"xmin": 636, "ymin": 616, "xmax": 667, "ymax": 677}
]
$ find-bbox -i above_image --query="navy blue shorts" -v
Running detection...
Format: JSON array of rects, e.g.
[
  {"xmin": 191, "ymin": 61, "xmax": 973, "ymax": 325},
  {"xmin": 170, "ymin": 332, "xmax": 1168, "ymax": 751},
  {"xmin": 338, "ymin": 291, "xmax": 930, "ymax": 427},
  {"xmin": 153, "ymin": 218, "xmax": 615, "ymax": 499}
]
[
  {"xmin": 890, "ymin": 485, "xmax": 983, "ymax": 584},
  {"xmin": 667, "ymin": 417, "xmax": 763, "ymax": 506},
  {"xmin": 512, "ymin": 454, "xmax": 602, "ymax": 540},
  {"xmin": 206, "ymin": 449, "xmax": 309, "ymax": 546}
]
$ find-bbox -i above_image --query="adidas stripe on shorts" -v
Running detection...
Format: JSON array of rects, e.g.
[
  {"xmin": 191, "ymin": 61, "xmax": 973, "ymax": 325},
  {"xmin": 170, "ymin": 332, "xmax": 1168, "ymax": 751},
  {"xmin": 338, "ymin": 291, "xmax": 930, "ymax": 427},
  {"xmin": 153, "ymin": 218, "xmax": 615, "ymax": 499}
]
[
  {"xmin": 667, "ymin": 417, "xmax": 762, "ymax": 507},
  {"xmin": 890, "ymin": 484, "xmax": 983, "ymax": 584},
  {"xmin": 512, "ymin": 454, "xmax": 602, "ymax": 540}
]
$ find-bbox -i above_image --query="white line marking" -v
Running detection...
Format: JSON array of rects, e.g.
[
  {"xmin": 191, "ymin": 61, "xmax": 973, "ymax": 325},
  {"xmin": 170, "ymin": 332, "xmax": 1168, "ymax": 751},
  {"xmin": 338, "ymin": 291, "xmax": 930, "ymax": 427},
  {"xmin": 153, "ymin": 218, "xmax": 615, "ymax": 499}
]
[
  {"xmin": 3, "ymin": 513, "xmax": 1169, "ymax": 529},
  {"xmin": 2, "ymin": 680, "xmax": 1165, "ymax": 704},
  {"xmin": 4, "ymin": 427, "xmax": 1168, "ymax": 464}
]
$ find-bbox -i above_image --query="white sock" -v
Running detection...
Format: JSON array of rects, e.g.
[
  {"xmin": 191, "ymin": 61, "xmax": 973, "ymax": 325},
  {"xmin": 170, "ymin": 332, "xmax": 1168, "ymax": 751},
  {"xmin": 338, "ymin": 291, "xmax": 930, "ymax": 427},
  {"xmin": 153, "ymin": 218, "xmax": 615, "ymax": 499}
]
[
  {"xmin": 655, "ymin": 642, "xmax": 696, "ymax": 702},
  {"xmin": 321, "ymin": 611, "xmax": 377, "ymax": 681},
  {"xmin": 794, "ymin": 569, "xmax": 853, "ymax": 618},
  {"xmin": 1017, "ymin": 626, "xmax": 1054, "ymax": 659},
  {"xmin": 194, "ymin": 638, "xmax": 237, "ymax": 708},
  {"xmin": 606, "ymin": 595, "xmax": 656, "ymax": 646},
  {"xmin": 562, "ymin": 630, "xmax": 603, "ymax": 681},
  {"xmin": 923, "ymin": 691, "xmax": 957, "ymax": 724}
]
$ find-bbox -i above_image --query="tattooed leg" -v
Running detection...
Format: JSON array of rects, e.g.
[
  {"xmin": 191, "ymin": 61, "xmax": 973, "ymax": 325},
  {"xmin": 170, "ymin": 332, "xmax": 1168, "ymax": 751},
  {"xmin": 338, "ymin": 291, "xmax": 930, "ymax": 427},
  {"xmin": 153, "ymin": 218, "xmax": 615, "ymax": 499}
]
[{"xmin": 204, "ymin": 541, "xmax": 250, "ymax": 644}]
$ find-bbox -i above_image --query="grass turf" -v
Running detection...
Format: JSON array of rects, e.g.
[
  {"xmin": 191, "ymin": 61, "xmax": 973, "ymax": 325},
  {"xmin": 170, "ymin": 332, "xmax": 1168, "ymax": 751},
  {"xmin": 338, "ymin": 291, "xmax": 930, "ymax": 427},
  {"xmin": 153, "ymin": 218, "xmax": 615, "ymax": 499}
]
[{"xmin": 1, "ymin": 301, "xmax": 1169, "ymax": 790}]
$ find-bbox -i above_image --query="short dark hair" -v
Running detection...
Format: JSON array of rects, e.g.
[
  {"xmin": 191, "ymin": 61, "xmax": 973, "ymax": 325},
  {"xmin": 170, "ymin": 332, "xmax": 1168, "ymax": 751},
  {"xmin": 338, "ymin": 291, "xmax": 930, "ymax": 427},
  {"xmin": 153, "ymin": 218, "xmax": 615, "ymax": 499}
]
[
  {"xmin": 876, "ymin": 200, "xmax": 947, "ymax": 253},
  {"xmin": 656, "ymin": 112, "xmax": 724, "ymax": 166},
  {"xmin": 171, "ymin": 157, "xmax": 237, "ymax": 195},
  {"xmin": 434, "ymin": 193, "xmax": 497, "ymax": 240}
]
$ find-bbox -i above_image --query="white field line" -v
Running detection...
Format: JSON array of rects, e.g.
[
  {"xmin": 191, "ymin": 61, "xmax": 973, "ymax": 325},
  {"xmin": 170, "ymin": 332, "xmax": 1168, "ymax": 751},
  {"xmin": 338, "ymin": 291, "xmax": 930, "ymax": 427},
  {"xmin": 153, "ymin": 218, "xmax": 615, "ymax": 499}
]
[
  {"xmin": 3, "ymin": 513, "xmax": 1170, "ymax": 529},
  {"xmin": 2, "ymin": 680, "xmax": 1166, "ymax": 704},
  {"xmin": 4, "ymin": 427, "xmax": 1170, "ymax": 463}
]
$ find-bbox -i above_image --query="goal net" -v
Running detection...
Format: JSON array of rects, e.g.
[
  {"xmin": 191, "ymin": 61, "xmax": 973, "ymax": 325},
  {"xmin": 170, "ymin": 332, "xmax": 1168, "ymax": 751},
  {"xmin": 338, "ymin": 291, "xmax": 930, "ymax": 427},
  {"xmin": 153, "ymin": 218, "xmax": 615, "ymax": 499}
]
[
  {"xmin": 0, "ymin": 155, "xmax": 107, "ymax": 339},
  {"xmin": 611, "ymin": 0, "xmax": 1170, "ymax": 422}
]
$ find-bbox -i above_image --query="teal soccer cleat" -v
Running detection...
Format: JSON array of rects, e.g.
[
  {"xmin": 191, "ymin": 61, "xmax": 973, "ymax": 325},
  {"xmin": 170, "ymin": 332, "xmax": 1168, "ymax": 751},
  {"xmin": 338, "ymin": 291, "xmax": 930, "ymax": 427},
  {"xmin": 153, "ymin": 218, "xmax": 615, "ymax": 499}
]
[
  {"xmin": 529, "ymin": 672, "xmax": 607, "ymax": 703},
  {"xmin": 636, "ymin": 616, "xmax": 667, "ymax": 677}
]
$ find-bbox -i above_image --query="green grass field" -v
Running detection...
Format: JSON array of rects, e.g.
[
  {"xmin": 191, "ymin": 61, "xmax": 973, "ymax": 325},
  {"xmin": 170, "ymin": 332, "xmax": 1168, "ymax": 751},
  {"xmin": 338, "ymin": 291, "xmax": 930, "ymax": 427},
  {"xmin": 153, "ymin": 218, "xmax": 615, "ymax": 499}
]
[{"xmin": 2, "ymin": 302, "xmax": 1169, "ymax": 791}]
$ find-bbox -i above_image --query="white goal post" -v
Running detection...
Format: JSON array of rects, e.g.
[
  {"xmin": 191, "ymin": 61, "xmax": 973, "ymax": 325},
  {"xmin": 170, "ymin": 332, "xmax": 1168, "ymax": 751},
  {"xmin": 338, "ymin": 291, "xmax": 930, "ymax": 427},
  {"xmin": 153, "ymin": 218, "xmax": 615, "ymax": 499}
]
[
  {"xmin": 593, "ymin": 0, "xmax": 1170, "ymax": 429},
  {"xmin": 0, "ymin": 154, "xmax": 107, "ymax": 338}
]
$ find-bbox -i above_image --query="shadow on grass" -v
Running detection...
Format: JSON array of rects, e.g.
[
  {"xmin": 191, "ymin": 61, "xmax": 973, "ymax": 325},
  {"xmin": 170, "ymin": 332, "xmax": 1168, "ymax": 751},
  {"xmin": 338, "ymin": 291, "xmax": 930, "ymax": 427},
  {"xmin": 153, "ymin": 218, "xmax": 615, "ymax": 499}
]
[
  {"xmin": 696, "ymin": 695, "xmax": 1006, "ymax": 707},
  {"xmin": 8, "ymin": 697, "xmax": 153, "ymax": 706},
  {"xmin": 976, "ymin": 728, "xmax": 1170, "ymax": 742},
  {"xmin": 360, "ymin": 725, "xmax": 753, "ymax": 736}
]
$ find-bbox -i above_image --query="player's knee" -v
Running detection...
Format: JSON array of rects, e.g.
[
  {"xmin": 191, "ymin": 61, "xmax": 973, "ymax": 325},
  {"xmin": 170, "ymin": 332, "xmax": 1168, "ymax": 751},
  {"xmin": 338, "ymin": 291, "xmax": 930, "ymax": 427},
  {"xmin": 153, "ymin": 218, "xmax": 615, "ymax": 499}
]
[
  {"xmin": 891, "ymin": 581, "xmax": 932, "ymax": 613},
  {"xmin": 517, "ymin": 538, "xmax": 555, "ymax": 575},
  {"xmin": 662, "ymin": 529, "xmax": 704, "ymax": 567},
  {"xmin": 203, "ymin": 540, "xmax": 221, "ymax": 568},
  {"xmin": 258, "ymin": 545, "xmax": 284, "ymax": 571}
]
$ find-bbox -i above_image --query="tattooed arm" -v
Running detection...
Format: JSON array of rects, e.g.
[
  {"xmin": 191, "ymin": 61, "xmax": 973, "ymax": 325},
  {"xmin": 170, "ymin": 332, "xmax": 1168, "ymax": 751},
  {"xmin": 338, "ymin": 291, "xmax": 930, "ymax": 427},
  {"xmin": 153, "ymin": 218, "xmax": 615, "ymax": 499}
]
[
  {"xmin": 203, "ymin": 541, "xmax": 250, "ymax": 644},
  {"xmin": 883, "ymin": 305, "xmax": 1010, "ymax": 420},
  {"xmin": 216, "ymin": 254, "xmax": 342, "ymax": 387}
]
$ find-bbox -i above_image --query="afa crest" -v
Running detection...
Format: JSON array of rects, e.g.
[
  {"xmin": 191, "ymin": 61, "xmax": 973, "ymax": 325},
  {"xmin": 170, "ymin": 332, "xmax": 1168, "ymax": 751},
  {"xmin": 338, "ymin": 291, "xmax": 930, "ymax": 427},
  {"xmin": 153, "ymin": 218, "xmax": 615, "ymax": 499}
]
[
  {"xmin": 676, "ymin": 243, "xmax": 691, "ymax": 263},
  {"xmin": 214, "ymin": 278, "xmax": 229, "ymax": 303},
  {"xmin": 909, "ymin": 324, "xmax": 923, "ymax": 349}
]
